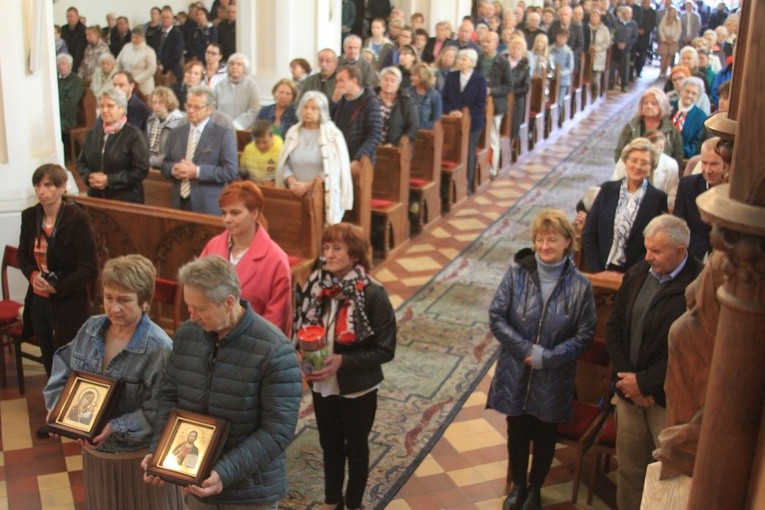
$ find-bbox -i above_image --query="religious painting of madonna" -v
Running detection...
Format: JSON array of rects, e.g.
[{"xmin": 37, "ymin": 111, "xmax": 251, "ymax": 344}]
[
  {"xmin": 146, "ymin": 409, "xmax": 230, "ymax": 486},
  {"xmin": 46, "ymin": 371, "xmax": 122, "ymax": 441}
]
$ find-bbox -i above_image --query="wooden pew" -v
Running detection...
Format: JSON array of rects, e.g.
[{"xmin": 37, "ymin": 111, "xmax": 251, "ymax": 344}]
[
  {"xmin": 571, "ymin": 54, "xmax": 584, "ymax": 119},
  {"xmin": 516, "ymin": 85, "xmax": 532, "ymax": 160},
  {"xmin": 144, "ymin": 169, "xmax": 174, "ymax": 208},
  {"xmin": 71, "ymin": 195, "xmax": 224, "ymax": 328},
  {"xmin": 343, "ymin": 155, "xmax": 373, "ymax": 243},
  {"xmin": 409, "ymin": 122, "xmax": 443, "ymax": 234},
  {"xmin": 371, "ymin": 139, "xmax": 411, "ymax": 258},
  {"xmin": 260, "ymin": 178, "xmax": 324, "ymax": 287},
  {"xmin": 475, "ymin": 96, "xmax": 494, "ymax": 190},
  {"xmin": 499, "ymin": 92, "xmax": 515, "ymax": 169},
  {"xmin": 528, "ymin": 75, "xmax": 546, "ymax": 151},
  {"xmin": 545, "ymin": 65, "xmax": 561, "ymax": 137},
  {"xmin": 66, "ymin": 89, "xmax": 98, "ymax": 162},
  {"xmin": 582, "ymin": 49, "xmax": 594, "ymax": 109},
  {"xmin": 440, "ymin": 108, "xmax": 470, "ymax": 212},
  {"xmin": 236, "ymin": 130, "xmax": 251, "ymax": 155}
]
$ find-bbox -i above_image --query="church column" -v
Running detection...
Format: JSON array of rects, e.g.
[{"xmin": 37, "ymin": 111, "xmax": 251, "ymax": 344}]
[
  {"xmin": 238, "ymin": 0, "xmax": 342, "ymax": 103},
  {"xmin": 690, "ymin": 0, "xmax": 765, "ymax": 506}
]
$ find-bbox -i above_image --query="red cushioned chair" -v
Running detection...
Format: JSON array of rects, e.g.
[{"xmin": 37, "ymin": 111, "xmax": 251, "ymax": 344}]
[
  {"xmin": 151, "ymin": 277, "xmax": 183, "ymax": 334},
  {"xmin": 0, "ymin": 246, "xmax": 24, "ymax": 388}
]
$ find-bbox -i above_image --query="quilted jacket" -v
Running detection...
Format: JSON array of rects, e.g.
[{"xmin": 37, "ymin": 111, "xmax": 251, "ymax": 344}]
[{"xmin": 487, "ymin": 249, "xmax": 597, "ymax": 423}]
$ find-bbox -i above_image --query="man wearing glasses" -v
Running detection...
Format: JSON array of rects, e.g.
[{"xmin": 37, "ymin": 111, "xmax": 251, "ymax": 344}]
[{"xmin": 162, "ymin": 86, "xmax": 237, "ymax": 214}]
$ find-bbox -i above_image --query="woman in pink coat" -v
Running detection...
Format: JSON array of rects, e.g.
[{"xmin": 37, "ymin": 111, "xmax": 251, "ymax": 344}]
[{"xmin": 200, "ymin": 181, "xmax": 293, "ymax": 335}]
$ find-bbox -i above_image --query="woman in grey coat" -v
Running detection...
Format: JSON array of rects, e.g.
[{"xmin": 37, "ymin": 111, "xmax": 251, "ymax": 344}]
[{"xmin": 487, "ymin": 209, "xmax": 596, "ymax": 510}]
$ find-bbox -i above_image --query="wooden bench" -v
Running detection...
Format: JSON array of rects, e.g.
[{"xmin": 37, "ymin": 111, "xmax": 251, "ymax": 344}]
[
  {"xmin": 66, "ymin": 88, "xmax": 98, "ymax": 162},
  {"xmin": 475, "ymin": 96, "xmax": 494, "ymax": 190},
  {"xmin": 516, "ymin": 85, "xmax": 532, "ymax": 160},
  {"xmin": 571, "ymin": 54, "xmax": 584, "ymax": 119},
  {"xmin": 371, "ymin": 139, "xmax": 411, "ymax": 258},
  {"xmin": 71, "ymin": 195, "xmax": 224, "ymax": 328},
  {"xmin": 236, "ymin": 129, "xmax": 251, "ymax": 155},
  {"xmin": 582, "ymin": 50, "xmax": 594, "ymax": 110},
  {"xmin": 144, "ymin": 169, "xmax": 174, "ymax": 208},
  {"xmin": 260, "ymin": 178, "xmax": 324, "ymax": 287},
  {"xmin": 440, "ymin": 108, "xmax": 470, "ymax": 212},
  {"xmin": 499, "ymin": 92, "xmax": 515, "ymax": 169},
  {"xmin": 528, "ymin": 75, "xmax": 547, "ymax": 151},
  {"xmin": 343, "ymin": 155, "xmax": 373, "ymax": 244},
  {"xmin": 409, "ymin": 122, "xmax": 443, "ymax": 234},
  {"xmin": 545, "ymin": 65, "xmax": 561, "ymax": 137}
]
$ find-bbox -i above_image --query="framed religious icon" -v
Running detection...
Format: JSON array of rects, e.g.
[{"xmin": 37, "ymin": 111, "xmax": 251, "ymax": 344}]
[
  {"xmin": 46, "ymin": 371, "xmax": 122, "ymax": 441},
  {"xmin": 146, "ymin": 409, "xmax": 230, "ymax": 486}
]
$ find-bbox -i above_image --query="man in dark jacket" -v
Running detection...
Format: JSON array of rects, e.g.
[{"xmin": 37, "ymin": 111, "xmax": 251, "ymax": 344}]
[
  {"xmin": 633, "ymin": 0, "xmax": 656, "ymax": 79},
  {"xmin": 478, "ymin": 31, "xmax": 512, "ymax": 178},
  {"xmin": 142, "ymin": 255, "xmax": 302, "ymax": 508},
  {"xmin": 548, "ymin": 5, "xmax": 584, "ymax": 73},
  {"xmin": 331, "ymin": 65, "xmax": 383, "ymax": 167},
  {"xmin": 112, "ymin": 71, "xmax": 151, "ymax": 132},
  {"xmin": 217, "ymin": 4, "xmax": 236, "ymax": 60},
  {"xmin": 606, "ymin": 214, "xmax": 703, "ymax": 510},
  {"xmin": 155, "ymin": 8, "xmax": 185, "ymax": 81},
  {"xmin": 61, "ymin": 7, "xmax": 87, "ymax": 73},
  {"xmin": 610, "ymin": 5, "xmax": 639, "ymax": 92}
]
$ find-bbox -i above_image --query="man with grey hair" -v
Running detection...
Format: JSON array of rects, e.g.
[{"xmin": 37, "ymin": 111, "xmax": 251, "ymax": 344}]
[
  {"xmin": 57, "ymin": 53, "xmax": 83, "ymax": 132},
  {"xmin": 162, "ymin": 85, "xmax": 237, "ymax": 214},
  {"xmin": 339, "ymin": 35, "xmax": 378, "ymax": 88},
  {"xmin": 142, "ymin": 255, "xmax": 301, "ymax": 509},
  {"xmin": 300, "ymin": 48, "xmax": 340, "ymax": 100},
  {"xmin": 605, "ymin": 214, "xmax": 703, "ymax": 510}
]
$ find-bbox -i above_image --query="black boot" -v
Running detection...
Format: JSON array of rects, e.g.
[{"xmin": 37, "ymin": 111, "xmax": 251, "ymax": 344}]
[
  {"xmin": 521, "ymin": 485, "xmax": 541, "ymax": 510},
  {"xmin": 502, "ymin": 484, "xmax": 527, "ymax": 510}
]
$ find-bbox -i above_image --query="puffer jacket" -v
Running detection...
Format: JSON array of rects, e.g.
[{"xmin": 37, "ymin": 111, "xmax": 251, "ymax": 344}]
[
  {"xmin": 151, "ymin": 302, "xmax": 302, "ymax": 505},
  {"xmin": 487, "ymin": 249, "xmax": 597, "ymax": 423}
]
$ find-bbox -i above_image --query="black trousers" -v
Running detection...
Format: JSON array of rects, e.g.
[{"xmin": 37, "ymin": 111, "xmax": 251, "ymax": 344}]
[
  {"xmin": 467, "ymin": 129, "xmax": 481, "ymax": 195},
  {"xmin": 29, "ymin": 294, "xmax": 55, "ymax": 376},
  {"xmin": 506, "ymin": 413, "xmax": 558, "ymax": 488},
  {"xmin": 313, "ymin": 389, "xmax": 377, "ymax": 509}
]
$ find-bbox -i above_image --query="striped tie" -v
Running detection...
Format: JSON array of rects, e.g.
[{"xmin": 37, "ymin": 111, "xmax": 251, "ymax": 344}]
[{"xmin": 181, "ymin": 128, "xmax": 199, "ymax": 199}]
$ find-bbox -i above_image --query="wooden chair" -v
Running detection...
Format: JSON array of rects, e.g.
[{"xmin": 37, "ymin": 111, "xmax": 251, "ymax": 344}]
[
  {"xmin": 409, "ymin": 122, "xmax": 443, "ymax": 234},
  {"xmin": 528, "ymin": 75, "xmax": 546, "ymax": 150},
  {"xmin": 475, "ymin": 96, "xmax": 494, "ymax": 190},
  {"xmin": 440, "ymin": 108, "xmax": 470, "ymax": 212},
  {"xmin": 151, "ymin": 277, "xmax": 183, "ymax": 334},
  {"xmin": 344, "ymin": 156, "xmax": 374, "ymax": 246},
  {"xmin": 545, "ymin": 65, "xmax": 561, "ymax": 136},
  {"xmin": 499, "ymin": 92, "xmax": 515, "ymax": 169},
  {"xmin": 0, "ymin": 246, "xmax": 24, "ymax": 389},
  {"xmin": 261, "ymin": 178, "xmax": 324, "ymax": 288},
  {"xmin": 66, "ymin": 88, "xmax": 98, "ymax": 162}
]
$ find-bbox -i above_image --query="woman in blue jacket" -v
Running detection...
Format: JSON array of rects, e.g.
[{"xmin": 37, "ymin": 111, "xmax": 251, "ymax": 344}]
[{"xmin": 488, "ymin": 209, "xmax": 596, "ymax": 510}]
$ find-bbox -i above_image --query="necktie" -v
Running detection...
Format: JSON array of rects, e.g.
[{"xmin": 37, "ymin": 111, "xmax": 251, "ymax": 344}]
[
  {"xmin": 673, "ymin": 110, "xmax": 686, "ymax": 132},
  {"xmin": 181, "ymin": 128, "xmax": 198, "ymax": 199}
]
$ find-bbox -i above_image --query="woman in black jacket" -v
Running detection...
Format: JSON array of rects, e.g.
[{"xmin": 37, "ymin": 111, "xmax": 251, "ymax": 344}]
[
  {"xmin": 295, "ymin": 223, "xmax": 396, "ymax": 510},
  {"xmin": 18, "ymin": 163, "xmax": 98, "ymax": 376},
  {"xmin": 77, "ymin": 88, "xmax": 150, "ymax": 203}
]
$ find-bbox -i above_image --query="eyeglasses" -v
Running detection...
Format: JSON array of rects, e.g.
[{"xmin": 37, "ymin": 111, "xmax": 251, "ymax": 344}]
[
  {"xmin": 627, "ymin": 157, "xmax": 652, "ymax": 168},
  {"xmin": 205, "ymin": 50, "xmax": 220, "ymax": 55}
]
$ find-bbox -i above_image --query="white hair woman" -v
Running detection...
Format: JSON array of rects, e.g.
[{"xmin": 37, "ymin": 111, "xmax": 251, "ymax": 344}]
[
  {"xmin": 214, "ymin": 52, "xmax": 261, "ymax": 130},
  {"xmin": 275, "ymin": 91, "xmax": 353, "ymax": 225}
]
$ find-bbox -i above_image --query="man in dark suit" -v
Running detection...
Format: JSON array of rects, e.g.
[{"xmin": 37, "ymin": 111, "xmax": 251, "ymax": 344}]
[
  {"xmin": 606, "ymin": 214, "xmax": 703, "ymax": 510},
  {"xmin": 162, "ymin": 86, "xmax": 238, "ymax": 214},
  {"xmin": 109, "ymin": 16, "xmax": 131, "ymax": 57},
  {"xmin": 112, "ymin": 71, "xmax": 150, "ymax": 132},
  {"xmin": 633, "ymin": 0, "xmax": 656, "ymax": 79},
  {"xmin": 548, "ymin": 5, "xmax": 584, "ymax": 71},
  {"xmin": 61, "ymin": 7, "xmax": 87, "ymax": 72},
  {"xmin": 673, "ymin": 137, "xmax": 728, "ymax": 261},
  {"xmin": 155, "ymin": 8, "xmax": 185, "ymax": 81},
  {"xmin": 217, "ymin": 4, "xmax": 236, "ymax": 60}
]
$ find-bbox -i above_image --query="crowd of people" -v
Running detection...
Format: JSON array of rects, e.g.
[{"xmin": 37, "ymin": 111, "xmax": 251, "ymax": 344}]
[{"xmin": 35, "ymin": 1, "xmax": 743, "ymax": 509}]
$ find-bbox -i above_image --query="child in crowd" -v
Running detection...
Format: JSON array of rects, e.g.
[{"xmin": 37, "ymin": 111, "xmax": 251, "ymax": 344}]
[
  {"xmin": 550, "ymin": 29, "xmax": 574, "ymax": 111},
  {"xmin": 240, "ymin": 121, "xmax": 283, "ymax": 186}
]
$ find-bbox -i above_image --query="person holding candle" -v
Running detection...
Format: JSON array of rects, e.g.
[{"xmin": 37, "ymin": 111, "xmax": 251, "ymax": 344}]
[{"xmin": 294, "ymin": 223, "xmax": 397, "ymax": 510}]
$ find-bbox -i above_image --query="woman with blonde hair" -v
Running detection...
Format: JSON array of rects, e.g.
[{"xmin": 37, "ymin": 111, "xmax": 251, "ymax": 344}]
[
  {"xmin": 489, "ymin": 208, "xmax": 596, "ymax": 510},
  {"xmin": 531, "ymin": 33, "xmax": 552, "ymax": 78},
  {"xmin": 408, "ymin": 63, "xmax": 442, "ymax": 130},
  {"xmin": 433, "ymin": 45, "xmax": 457, "ymax": 95},
  {"xmin": 146, "ymin": 86, "xmax": 185, "ymax": 168}
]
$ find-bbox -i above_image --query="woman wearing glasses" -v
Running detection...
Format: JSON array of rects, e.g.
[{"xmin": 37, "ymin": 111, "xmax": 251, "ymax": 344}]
[{"xmin": 488, "ymin": 209, "xmax": 596, "ymax": 510}]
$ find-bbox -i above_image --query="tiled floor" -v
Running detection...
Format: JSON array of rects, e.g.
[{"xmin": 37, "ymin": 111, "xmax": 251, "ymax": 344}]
[{"xmin": 0, "ymin": 72, "xmax": 654, "ymax": 509}]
